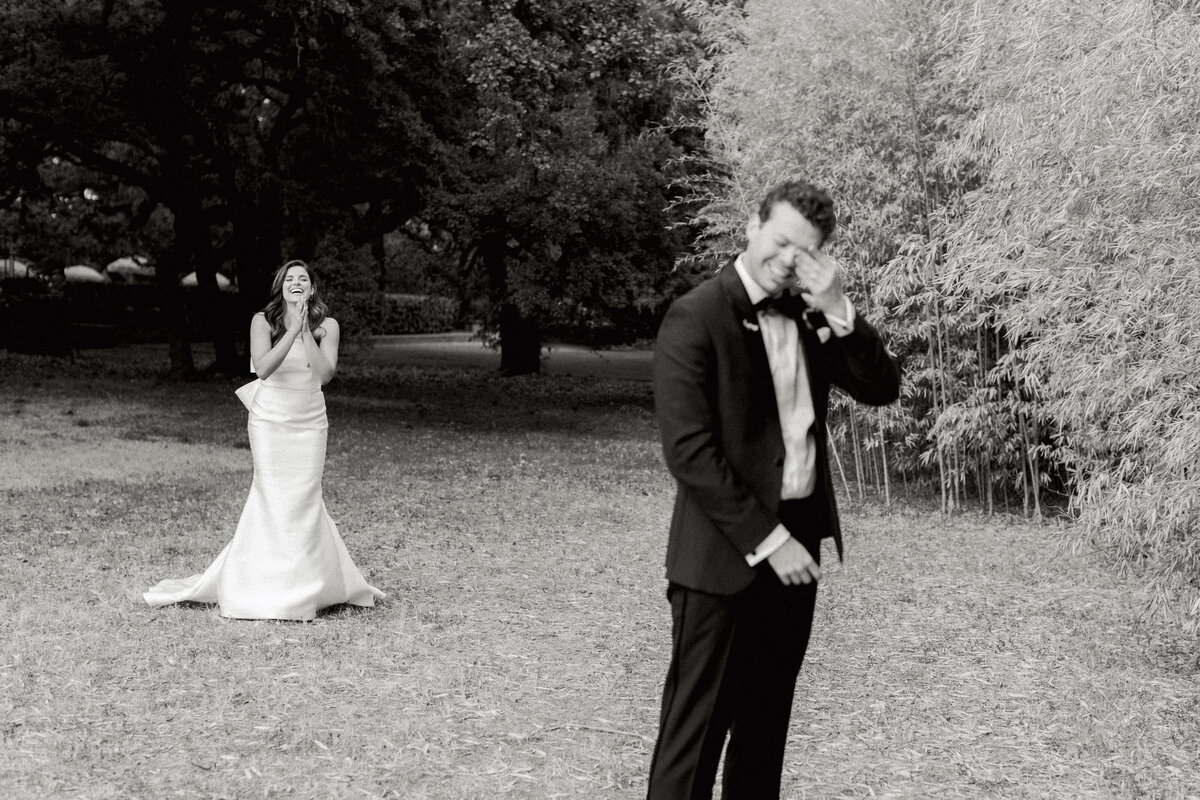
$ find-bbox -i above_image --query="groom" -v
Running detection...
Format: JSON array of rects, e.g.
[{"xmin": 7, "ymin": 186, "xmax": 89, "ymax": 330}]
[{"xmin": 647, "ymin": 180, "xmax": 900, "ymax": 799}]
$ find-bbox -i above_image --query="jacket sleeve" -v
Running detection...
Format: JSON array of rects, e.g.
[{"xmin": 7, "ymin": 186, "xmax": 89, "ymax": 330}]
[
  {"xmin": 653, "ymin": 296, "xmax": 778, "ymax": 555},
  {"xmin": 824, "ymin": 314, "xmax": 901, "ymax": 407}
]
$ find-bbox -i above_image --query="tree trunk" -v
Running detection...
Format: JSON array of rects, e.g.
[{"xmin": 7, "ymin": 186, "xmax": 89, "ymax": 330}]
[
  {"xmin": 158, "ymin": 1, "xmax": 196, "ymax": 378},
  {"xmin": 869, "ymin": 421, "xmax": 881, "ymax": 500},
  {"xmin": 484, "ymin": 242, "xmax": 542, "ymax": 376},
  {"xmin": 157, "ymin": 193, "xmax": 196, "ymax": 378},
  {"xmin": 157, "ymin": 249, "xmax": 194, "ymax": 378},
  {"xmin": 498, "ymin": 302, "xmax": 541, "ymax": 376},
  {"xmin": 232, "ymin": 201, "xmax": 282, "ymax": 371},
  {"xmin": 457, "ymin": 244, "xmax": 480, "ymax": 325},
  {"xmin": 374, "ymin": 233, "xmax": 387, "ymax": 293},
  {"xmin": 1020, "ymin": 408, "xmax": 1043, "ymax": 518},
  {"xmin": 191, "ymin": 216, "xmax": 240, "ymax": 374}
]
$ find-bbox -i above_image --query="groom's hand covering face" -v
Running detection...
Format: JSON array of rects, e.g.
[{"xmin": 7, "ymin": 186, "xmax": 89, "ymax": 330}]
[
  {"xmin": 794, "ymin": 246, "xmax": 846, "ymax": 316},
  {"xmin": 743, "ymin": 202, "xmax": 823, "ymax": 298}
]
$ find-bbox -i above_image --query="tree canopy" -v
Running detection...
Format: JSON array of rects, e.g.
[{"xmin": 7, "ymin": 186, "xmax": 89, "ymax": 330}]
[
  {"xmin": 0, "ymin": 0, "xmax": 699, "ymax": 374},
  {"xmin": 0, "ymin": 0, "xmax": 463, "ymax": 371},
  {"xmin": 419, "ymin": 0, "xmax": 700, "ymax": 372}
]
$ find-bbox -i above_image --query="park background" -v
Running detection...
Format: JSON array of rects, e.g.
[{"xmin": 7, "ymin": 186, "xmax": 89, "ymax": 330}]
[{"xmin": 1, "ymin": 0, "xmax": 1198, "ymax": 797}]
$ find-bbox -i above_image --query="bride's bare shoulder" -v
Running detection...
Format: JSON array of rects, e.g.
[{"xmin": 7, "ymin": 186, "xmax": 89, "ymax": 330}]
[{"xmin": 314, "ymin": 317, "xmax": 338, "ymax": 341}]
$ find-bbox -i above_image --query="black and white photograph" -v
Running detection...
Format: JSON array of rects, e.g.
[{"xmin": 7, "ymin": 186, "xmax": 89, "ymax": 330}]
[{"xmin": 1, "ymin": 1, "xmax": 1197, "ymax": 798}]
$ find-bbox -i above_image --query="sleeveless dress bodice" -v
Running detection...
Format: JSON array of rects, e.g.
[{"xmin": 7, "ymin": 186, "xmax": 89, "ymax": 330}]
[{"xmin": 259, "ymin": 337, "xmax": 320, "ymax": 391}]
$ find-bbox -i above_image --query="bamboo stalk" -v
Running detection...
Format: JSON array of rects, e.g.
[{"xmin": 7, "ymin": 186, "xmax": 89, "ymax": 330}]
[
  {"xmin": 868, "ymin": 417, "xmax": 881, "ymax": 501},
  {"xmin": 933, "ymin": 297, "xmax": 953, "ymax": 512},
  {"xmin": 942, "ymin": 311, "xmax": 961, "ymax": 513},
  {"xmin": 929, "ymin": 305, "xmax": 947, "ymax": 514},
  {"xmin": 1028, "ymin": 411, "xmax": 1043, "ymax": 518},
  {"xmin": 849, "ymin": 406, "xmax": 865, "ymax": 504},
  {"xmin": 828, "ymin": 427, "xmax": 853, "ymax": 501},
  {"xmin": 976, "ymin": 325, "xmax": 985, "ymax": 511},
  {"xmin": 879, "ymin": 407, "xmax": 891, "ymax": 506},
  {"xmin": 1018, "ymin": 408, "xmax": 1032, "ymax": 518}
]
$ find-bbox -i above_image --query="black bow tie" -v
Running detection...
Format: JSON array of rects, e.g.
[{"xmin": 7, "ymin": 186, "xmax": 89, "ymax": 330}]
[
  {"xmin": 752, "ymin": 293, "xmax": 829, "ymax": 330},
  {"xmin": 753, "ymin": 293, "xmax": 796, "ymax": 314}
]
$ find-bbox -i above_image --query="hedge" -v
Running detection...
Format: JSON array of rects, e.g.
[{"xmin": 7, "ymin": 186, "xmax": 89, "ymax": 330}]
[{"xmin": 326, "ymin": 291, "xmax": 460, "ymax": 339}]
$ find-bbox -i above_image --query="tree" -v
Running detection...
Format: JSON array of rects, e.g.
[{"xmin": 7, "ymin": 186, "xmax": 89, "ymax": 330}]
[
  {"xmin": 1, "ymin": 0, "xmax": 692, "ymax": 377},
  {"xmin": 0, "ymin": 0, "xmax": 457, "ymax": 374},
  {"xmin": 429, "ymin": 0, "xmax": 698, "ymax": 374},
  {"xmin": 0, "ymin": 158, "xmax": 161, "ymax": 269}
]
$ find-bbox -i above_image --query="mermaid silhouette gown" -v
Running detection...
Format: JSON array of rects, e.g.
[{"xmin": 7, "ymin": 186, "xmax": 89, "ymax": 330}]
[{"xmin": 144, "ymin": 337, "xmax": 384, "ymax": 620}]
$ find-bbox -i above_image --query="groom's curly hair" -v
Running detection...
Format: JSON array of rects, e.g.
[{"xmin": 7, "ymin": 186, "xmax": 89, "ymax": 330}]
[{"xmin": 758, "ymin": 180, "xmax": 837, "ymax": 247}]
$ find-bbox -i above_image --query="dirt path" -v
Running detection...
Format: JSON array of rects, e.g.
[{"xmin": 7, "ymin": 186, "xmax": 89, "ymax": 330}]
[{"xmin": 360, "ymin": 333, "xmax": 652, "ymax": 382}]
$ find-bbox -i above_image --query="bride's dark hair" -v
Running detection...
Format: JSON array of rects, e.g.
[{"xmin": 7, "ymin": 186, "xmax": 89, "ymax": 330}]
[{"xmin": 262, "ymin": 259, "xmax": 329, "ymax": 344}]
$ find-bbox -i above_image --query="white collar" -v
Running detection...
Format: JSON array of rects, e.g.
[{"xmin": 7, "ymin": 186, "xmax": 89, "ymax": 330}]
[{"xmin": 732, "ymin": 254, "xmax": 771, "ymax": 306}]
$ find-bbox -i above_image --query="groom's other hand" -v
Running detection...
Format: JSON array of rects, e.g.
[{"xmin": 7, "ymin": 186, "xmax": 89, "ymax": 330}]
[{"xmin": 766, "ymin": 538, "xmax": 822, "ymax": 585}]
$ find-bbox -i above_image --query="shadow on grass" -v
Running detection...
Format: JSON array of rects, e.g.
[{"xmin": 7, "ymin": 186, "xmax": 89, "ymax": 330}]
[{"xmin": 2, "ymin": 347, "xmax": 657, "ymax": 440}]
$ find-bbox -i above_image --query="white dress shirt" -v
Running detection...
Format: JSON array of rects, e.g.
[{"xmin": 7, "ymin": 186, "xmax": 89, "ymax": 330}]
[{"xmin": 732, "ymin": 256, "xmax": 855, "ymax": 565}]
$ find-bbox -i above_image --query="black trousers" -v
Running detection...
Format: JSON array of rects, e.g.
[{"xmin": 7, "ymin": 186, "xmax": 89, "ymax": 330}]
[{"xmin": 646, "ymin": 528, "xmax": 821, "ymax": 800}]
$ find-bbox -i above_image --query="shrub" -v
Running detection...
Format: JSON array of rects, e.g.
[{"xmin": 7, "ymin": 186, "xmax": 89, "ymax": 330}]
[
  {"xmin": 381, "ymin": 293, "xmax": 458, "ymax": 335},
  {"xmin": 324, "ymin": 291, "xmax": 458, "ymax": 339},
  {"xmin": 0, "ymin": 281, "xmax": 70, "ymax": 354},
  {"xmin": 324, "ymin": 291, "xmax": 387, "ymax": 341}
]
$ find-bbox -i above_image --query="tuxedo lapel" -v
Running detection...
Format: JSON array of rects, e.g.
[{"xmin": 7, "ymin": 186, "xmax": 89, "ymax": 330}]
[
  {"xmin": 719, "ymin": 260, "xmax": 757, "ymax": 323},
  {"xmin": 718, "ymin": 264, "xmax": 772, "ymax": 383}
]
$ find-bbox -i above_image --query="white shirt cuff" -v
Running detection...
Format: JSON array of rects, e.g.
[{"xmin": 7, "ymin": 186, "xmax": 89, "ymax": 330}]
[
  {"xmin": 745, "ymin": 524, "xmax": 792, "ymax": 566},
  {"xmin": 823, "ymin": 297, "xmax": 856, "ymax": 337}
]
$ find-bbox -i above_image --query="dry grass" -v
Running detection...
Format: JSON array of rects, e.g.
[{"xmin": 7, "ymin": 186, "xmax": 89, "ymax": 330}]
[{"xmin": 1, "ymin": 346, "xmax": 1197, "ymax": 800}]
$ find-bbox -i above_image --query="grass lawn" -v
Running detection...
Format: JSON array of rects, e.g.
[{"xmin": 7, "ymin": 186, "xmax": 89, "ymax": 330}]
[{"xmin": 1, "ymin": 345, "xmax": 1197, "ymax": 800}]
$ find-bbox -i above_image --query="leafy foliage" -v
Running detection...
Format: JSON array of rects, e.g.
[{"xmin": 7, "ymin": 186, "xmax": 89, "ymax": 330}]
[
  {"xmin": 0, "ymin": 0, "xmax": 462, "ymax": 371},
  {"xmin": 0, "ymin": 0, "xmax": 697, "ymax": 373},
  {"xmin": 670, "ymin": 0, "xmax": 983, "ymax": 505},
  {"xmin": 678, "ymin": 0, "xmax": 1200, "ymax": 632},
  {"xmin": 427, "ymin": 0, "xmax": 700, "ymax": 369},
  {"xmin": 934, "ymin": 0, "xmax": 1200, "ymax": 632}
]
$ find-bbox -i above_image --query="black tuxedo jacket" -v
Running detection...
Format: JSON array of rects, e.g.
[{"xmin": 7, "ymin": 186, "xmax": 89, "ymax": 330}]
[{"xmin": 653, "ymin": 263, "xmax": 900, "ymax": 595}]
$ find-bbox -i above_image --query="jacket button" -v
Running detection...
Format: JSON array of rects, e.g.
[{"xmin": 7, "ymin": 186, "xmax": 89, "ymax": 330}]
[{"xmin": 775, "ymin": 457, "xmax": 784, "ymax": 467}]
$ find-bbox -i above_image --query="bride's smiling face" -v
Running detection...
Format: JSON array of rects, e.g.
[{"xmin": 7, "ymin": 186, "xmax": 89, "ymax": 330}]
[{"xmin": 281, "ymin": 265, "xmax": 311, "ymax": 305}]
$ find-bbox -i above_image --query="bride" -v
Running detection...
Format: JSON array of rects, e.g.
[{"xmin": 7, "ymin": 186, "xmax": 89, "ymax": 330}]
[{"xmin": 145, "ymin": 259, "xmax": 384, "ymax": 620}]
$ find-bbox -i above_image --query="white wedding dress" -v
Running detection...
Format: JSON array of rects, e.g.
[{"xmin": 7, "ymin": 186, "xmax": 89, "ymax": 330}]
[{"xmin": 144, "ymin": 338, "xmax": 384, "ymax": 620}]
